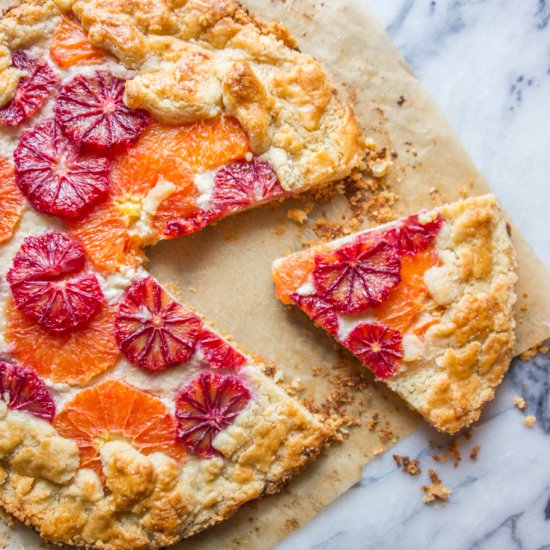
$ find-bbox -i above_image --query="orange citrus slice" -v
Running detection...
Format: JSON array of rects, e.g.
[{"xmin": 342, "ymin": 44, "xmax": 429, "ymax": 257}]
[
  {"xmin": 50, "ymin": 16, "xmax": 105, "ymax": 69},
  {"xmin": 0, "ymin": 157, "xmax": 24, "ymax": 244},
  {"xmin": 373, "ymin": 247, "xmax": 438, "ymax": 333},
  {"xmin": 272, "ymin": 246, "xmax": 328, "ymax": 304},
  {"xmin": 54, "ymin": 380, "xmax": 185, "ymax": 477},
  {"xmin": 5, "ymin": 299, "xmax": 119, "ymax": 386}
]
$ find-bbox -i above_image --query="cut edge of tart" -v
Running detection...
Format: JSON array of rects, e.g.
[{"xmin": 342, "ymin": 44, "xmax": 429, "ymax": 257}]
[
  {"xmin": 273, "ymin": 194, "xmax": 518, "ymax": 434},
  {"xmin": 0, "ymin": 267, "xmax": 330, "ymax": 550}
]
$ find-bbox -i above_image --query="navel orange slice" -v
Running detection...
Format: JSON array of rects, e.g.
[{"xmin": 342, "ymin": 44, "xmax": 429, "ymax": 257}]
[
  {"xmin": 54, "ymin": 380, "xmax": 185, "ymax": 477},
  {"xmin": 0, "ymin": 157, "xmax": 23, "ymax": 244},
  {"xmin": 5, "ymin": 299, "xmax": 119, "ymax": 386},
  {"xmin": 50, "ymin": 16, "xmax": 105, "ymax": 69}
]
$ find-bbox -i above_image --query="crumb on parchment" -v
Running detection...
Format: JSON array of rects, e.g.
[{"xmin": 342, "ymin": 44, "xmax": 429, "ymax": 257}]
[
  {"xmin": 469, "ymin": 446, "xmax": 480, "ymax": 461},
  {"xmin": 287, "ymin": 208, "xmax": 308, "ymax": 224}
]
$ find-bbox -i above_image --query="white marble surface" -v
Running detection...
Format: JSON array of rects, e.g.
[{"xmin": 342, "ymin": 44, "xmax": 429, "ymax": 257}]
[{"xmin": 278, "ymin": 1, "xmax": 550, "ymax": 549}]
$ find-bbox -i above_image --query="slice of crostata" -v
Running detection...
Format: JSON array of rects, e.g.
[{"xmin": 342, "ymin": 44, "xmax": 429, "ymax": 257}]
[{"xmin": 272, "ymin": 195, "xmax": 518, "ymax": 434}]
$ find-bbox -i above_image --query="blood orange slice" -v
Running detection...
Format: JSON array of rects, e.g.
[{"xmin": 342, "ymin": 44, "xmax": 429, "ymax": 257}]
[
  {"xmin": 0, "ymin": 157, "xmax": 23, "ymax": 244},
  {"xmin": 55, "ymin": 71, "xmax": 150, "ymax": 151},
  {"xmin": 5, "ymin": 299, "xmax": 119, "ymax": 386},
  {"xmin": 115, "ymin": 277, "xmax": 201, "ymax": 371},
  {"xmin": 343, "ymin": 323, "xmax": 403, "ymax": 380},
  {"xmin": 175, "ymin": 371, "xmax": 251, "ymax": 457},
  {"xmin": 313, "ymin": 239, "xmax": 401, "ymax": 313},
  {"xmin": 0, "ymin": 361, "xmax": 55, "ymax": 421},
  {"xmin": 7, "ymin": 233, "xmax": 104, "ymax": 332},
  {"xmin": 0, "ymin": 51, "xmax": 58, "ymax": 126},
  {"xmin": 210, "ymin": 158, "xmax": 285, "ymax": 216},
  {"xmin": 290, "ymin": 293, "xmax": 339, "ymax": 335},
  {"xmin": 14, "ymin": 119, "xmax": 110, "ymax": 220},
  {"xmin": 50, "ymin": 16, "xmax": 105, "ymax": 69},
  {"xmin": 396, "ymin": 213, "xmax": 442, "ymax": 256},
  {"xmin": 54, "ymin": 380, "xmax": 185, "ymax": 477},
  {"xmin": 197, "ymin": 329, "xmax": 247, "ymax": 370}
]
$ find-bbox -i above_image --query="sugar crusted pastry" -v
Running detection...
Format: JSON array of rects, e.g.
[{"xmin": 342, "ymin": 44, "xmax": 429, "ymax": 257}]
[
  {"xmin": 0, "ymin": 0, "xmax": 370, "ymax": 547},
  {"xmin": 272, "ymin": 195, "xmax": 518, "ymax": 434}
]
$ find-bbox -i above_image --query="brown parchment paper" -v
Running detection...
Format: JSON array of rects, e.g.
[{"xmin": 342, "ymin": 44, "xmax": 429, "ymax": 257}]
[{"xmin": 3, "ymin": 0, "xmax": 550, "ymax": 549}]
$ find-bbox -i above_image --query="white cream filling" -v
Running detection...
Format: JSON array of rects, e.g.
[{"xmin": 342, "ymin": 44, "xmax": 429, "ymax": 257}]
[{"xmin": 194, "ymin": 169, "xmax": 217, "ymax": 211}]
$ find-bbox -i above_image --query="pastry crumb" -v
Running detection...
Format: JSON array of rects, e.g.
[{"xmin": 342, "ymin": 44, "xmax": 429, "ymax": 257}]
[
  {"xmin": 373, "ymin": 444, "xmax": 385, "ymax": 456},
  {"xmin": 469, "ymin": 445, "xmax": 480, "ymax": 461},
  {"xmin": 519, "ymin": 341, "xmax": 547, "ymax": 361},
  {"xmin": 428, "ymin": 469, "xmax": 441, "ymax": 484},
  {"xmin": 422, "ymin": 483, "xmax": 451, "ymax": 504},
  {"xmin": 524, "ymin": 415, "xmax": 536, "ymax": 427},
  {"xmin": 397, "ymin": 95, "xmax": 406, "ymax": 106},
  {"xmin": 513, "ymin": 396, "xmax": 527, "ymax": 410},
  {"xmin": 287, "ymin": 208, "xmax": 308, "ymax": 224},
  {"xmin": 422, "ymin": 469, "xmax": 450, "ymax": 503},
  {"xmin": 368, "ymin": 413, "xmax": 380, "ymax": 431},
  {"xmin": 393, "ymin": 454, "xmax": 422, "ymax": 476},
  {"xmin": 432, "ymin": 440, "xmax": 461, "ymax": 467}
]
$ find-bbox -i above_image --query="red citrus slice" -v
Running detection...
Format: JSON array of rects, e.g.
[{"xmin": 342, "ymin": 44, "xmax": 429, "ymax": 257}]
[
  {"xmin": 54, "ymin": 380, "xmax": 185, "ymax": 477},
  {"xmin": 14, "ymin": 119, "xmax": 110, "ymax": 220},
  {"xmin": 159, "ymin": 209, "xmax": 214, "ymax": 239},
  {"xmin": 55, "ymin": 71, "xmax": 150, "ymax": 151},
  {"xmin": 175, "ymin": 371, "xmax": 251, "ymax": 458},
  {"xmin": 0, "ymin": 157, "xmax": 24, "ymax": 244},
  {"xmin": 313, "ymin": 239, "xmax": 401, "ymax": 313},
  {"xmin": 5, "ymin": 299, "xmax": 119, "ymax": 386},
  {"xmin": 290, "ymin": 293, "xmax": 339, "ymax": 335},
  {"xmin": 396, "ymin": 213, "xmax": 442, "ymax": 256},
  {"xmin": 0, "ymin": 51, "xmax": 58, "ymax": 126},
  {"xmin": 50, "ymin": 16, "xmax": 105, "ymax": 69},
  {"xmin": 115, "ymin": 277, "xmax": 201, "ymax": 371},
  {"xmin": 7, "ymin": 233, "xmax": 104, "ymax": 332},
  {"xmin": 210, "ymin": 158, "xmax": 285, "ymax": 216},
  {"xmin": 343, "ymin": 323, "xmax": 403, "ymax": 380},
  {"xmin": 198, "ymin": 329, "xmax": 247, "ymax": 370},
  {"xmin": 0, "ymin": 361, "xmax": 55, "ymax": 421}
]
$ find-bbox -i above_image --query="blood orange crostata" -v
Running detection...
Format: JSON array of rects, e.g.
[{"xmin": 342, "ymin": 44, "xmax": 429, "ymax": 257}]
[
  {"xmin": 0, "ymin": 0, "xmax": 372, "ymax": 545},
  {"xmin": 273, "ymin": 195, "xmax": 518, "ymax": 434}
]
